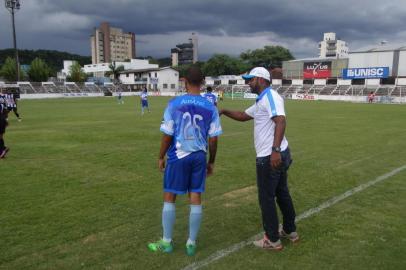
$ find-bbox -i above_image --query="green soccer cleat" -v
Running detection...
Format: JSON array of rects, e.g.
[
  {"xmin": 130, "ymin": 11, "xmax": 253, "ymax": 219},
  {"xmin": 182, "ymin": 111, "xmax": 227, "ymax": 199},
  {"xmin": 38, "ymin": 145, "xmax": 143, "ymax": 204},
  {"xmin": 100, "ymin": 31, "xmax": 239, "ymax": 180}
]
[
  {"xmin": 147, "ymin": 239, "xmax": 173, "ymax": 253},
  {"xmin": 185, "ymin": 243, "xmax": 197, "ymax": 256}
]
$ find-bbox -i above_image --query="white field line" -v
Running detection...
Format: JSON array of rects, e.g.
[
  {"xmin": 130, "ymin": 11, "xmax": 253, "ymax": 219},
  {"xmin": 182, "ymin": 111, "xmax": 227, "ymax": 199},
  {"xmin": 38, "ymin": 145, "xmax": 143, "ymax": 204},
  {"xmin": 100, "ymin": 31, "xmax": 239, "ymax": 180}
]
[{"xmin": 181, "ymin": 165, "xmax": 406, "ymax": 270}]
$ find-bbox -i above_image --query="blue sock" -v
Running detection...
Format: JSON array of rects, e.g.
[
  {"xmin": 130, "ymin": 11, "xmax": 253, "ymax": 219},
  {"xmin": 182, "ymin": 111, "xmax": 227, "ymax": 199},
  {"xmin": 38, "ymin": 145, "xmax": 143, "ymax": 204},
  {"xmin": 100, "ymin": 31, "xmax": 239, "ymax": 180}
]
[
  {"xmin": 162, "ymin": 202, "xmax": 176, "ymax": 242},
  {"xmin": 188, "ymin": 204, "xmax": 202, "ymax": 243}
]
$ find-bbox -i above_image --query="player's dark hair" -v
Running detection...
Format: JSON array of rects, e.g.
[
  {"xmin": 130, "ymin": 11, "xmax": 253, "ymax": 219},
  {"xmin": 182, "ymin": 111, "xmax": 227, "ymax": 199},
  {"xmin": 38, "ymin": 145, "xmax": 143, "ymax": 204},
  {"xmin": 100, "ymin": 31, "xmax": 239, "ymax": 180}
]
[
  {"xmin": 207, "ymin": 86, "xmax": 212, "ymax": 92},
  {"xmin": 185, "ymin": 66, "xmax": 204, "ymax": 86}
]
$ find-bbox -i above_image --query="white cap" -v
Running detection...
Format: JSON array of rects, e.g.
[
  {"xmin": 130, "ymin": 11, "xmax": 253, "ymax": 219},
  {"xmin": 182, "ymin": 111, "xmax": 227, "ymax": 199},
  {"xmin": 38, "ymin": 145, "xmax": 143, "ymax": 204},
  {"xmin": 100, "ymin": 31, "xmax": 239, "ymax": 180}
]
[{"xmin": 242, "ymin": 67, "xmax": 271, "ymax": 81}]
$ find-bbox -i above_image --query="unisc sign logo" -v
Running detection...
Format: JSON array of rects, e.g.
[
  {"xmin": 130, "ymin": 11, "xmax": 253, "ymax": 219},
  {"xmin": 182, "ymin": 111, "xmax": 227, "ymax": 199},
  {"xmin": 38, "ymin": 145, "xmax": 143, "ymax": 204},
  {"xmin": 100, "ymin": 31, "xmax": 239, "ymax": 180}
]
[
  {"xmin": 343, "ymin": 67, "xmax": 389, "ymax": 79},
  {"xmin": 303, "ymin": 61, "xmax": 332, "ymax": 78}
]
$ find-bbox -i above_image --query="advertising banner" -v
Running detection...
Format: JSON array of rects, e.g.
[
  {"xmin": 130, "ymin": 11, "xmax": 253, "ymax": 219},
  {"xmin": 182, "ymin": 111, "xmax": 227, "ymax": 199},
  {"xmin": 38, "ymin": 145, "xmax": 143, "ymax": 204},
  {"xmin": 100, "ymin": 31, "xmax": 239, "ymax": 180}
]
[
  {"xmin": 150, "ymin": 78, "xmax": 159, "ymax": 84},
  {"xmin": 292, "ymin": 94, "xmax": 317, "ymax": 100},
  {"xmin": 342, "ymin": 67, "xmax": 389, "ymax": 79},
  {"xmin": 303, "ymin": 61, "xmax": 332, "ymax": 78}
]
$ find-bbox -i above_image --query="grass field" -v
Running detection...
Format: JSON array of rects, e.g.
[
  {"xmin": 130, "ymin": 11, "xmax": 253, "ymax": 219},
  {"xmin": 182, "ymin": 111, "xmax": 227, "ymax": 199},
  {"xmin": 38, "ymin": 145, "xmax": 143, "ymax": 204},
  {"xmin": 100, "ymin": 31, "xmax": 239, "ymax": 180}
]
[{"xmin": 1, "ymin": 96, "xmax": 405, "ymax": 270}]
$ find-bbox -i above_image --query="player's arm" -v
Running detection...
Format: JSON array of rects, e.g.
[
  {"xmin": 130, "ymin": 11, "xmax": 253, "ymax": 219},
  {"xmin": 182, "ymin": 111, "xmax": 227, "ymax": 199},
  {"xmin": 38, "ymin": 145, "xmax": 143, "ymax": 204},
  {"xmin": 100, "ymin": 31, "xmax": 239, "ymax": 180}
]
[
  {"xmin": 270, "ymin": 115, "xmax": 286, "ymax": 169},
  {"xmin": 158, "ymin": 134, "xmax": 172, "ymax": 172},
  {"xmin": 207, "ymin": 136, "xmax": 218, "ymax": 176},
  {"xmin": 219, "ymin": 109, "xmax": 252, "ymax": 122}
]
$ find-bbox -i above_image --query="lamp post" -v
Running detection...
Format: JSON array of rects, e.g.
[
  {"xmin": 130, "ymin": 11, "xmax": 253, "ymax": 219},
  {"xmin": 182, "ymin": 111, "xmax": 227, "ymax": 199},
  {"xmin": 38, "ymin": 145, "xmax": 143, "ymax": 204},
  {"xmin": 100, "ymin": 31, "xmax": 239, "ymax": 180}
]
[{"xmin": 5, "ymin": 0, "xmax": 21, "ymax": 82}]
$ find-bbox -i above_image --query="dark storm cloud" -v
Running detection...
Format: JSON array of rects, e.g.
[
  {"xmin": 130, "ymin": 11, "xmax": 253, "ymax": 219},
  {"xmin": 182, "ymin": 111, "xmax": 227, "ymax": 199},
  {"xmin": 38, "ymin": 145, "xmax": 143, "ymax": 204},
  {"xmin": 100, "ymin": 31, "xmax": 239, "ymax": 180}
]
[{"xmin": 1, "ymin": 0, "xmax": 405, "ymax": 59}]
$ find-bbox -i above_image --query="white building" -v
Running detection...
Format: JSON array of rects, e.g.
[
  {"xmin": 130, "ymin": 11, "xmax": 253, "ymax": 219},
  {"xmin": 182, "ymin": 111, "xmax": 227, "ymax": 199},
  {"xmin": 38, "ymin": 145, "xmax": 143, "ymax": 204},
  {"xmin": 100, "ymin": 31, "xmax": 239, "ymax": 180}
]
[
  {"xmin": 119, "ymin": 67, "xmax": 179, "ymax": 91},
  {"xmin": 57, "ymin": 60, "xmax": 76, "ymax": 81},
  {"xmin": 83, "ymin": 59, "xmax": 158, "ymax": 78},
  {"xmin": 205, "ymin": 75, "xmax": 245, "ymax": 85},
  {"xmin": 191, "ymin": 33, "xmax": 198, "ymax": 64},
  {"xmin": 348, "ymin": 45, "xmax": 406, "ymax": 77},
  {"xmin": 319, "ymin": 32, "xmax": 349, "ymax": 58},
  {"xmin": 90, "ymin": 22, "xmax": 136, "ymax": 64}
]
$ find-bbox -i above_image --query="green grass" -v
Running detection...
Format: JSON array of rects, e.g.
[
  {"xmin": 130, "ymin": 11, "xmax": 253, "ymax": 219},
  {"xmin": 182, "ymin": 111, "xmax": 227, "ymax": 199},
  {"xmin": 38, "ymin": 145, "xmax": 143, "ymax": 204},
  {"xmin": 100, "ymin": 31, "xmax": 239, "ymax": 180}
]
[{"xmin": 0, "ymin": 96, "xmax": 405, "ymax": 270}]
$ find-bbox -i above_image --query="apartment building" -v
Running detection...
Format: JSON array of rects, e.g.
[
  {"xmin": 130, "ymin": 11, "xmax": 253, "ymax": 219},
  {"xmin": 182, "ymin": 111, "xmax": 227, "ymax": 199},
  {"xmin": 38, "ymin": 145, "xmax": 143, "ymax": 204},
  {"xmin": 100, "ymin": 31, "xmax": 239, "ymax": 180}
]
[
  {"xmin": 319, "ymin": 32, "xmax": 348, "ymax": 59},
  {"xmin": 90, "ymin": 22, "xmax": 136, "ymax": 64}
]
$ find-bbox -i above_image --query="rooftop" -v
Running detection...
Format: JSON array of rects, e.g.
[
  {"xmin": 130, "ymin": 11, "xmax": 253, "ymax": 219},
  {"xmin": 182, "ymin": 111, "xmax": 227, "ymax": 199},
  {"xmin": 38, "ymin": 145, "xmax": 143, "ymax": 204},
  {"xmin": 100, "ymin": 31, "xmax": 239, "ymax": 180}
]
[{"xmin": 351, "ymin": 44, "xmax": 406, "ymax": 53}]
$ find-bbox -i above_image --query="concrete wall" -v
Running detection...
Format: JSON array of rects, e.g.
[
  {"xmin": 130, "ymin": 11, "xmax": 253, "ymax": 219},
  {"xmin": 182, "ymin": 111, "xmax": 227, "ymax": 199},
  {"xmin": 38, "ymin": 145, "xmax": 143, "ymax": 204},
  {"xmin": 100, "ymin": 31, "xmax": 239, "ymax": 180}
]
[
  {"xmin": 158, "ymin": 69, "xmax": 179, "ymax": 92},
  {"xmin": 398, "ymin": 51, "xmax": 406, "ymax": 77},
  {"xmin": 348, "ymin": 51, "xmax": 394, "ymax": 74},
  {"xmin": 283, "ymin": 61, "xmax": 303, "ymax": 79}
]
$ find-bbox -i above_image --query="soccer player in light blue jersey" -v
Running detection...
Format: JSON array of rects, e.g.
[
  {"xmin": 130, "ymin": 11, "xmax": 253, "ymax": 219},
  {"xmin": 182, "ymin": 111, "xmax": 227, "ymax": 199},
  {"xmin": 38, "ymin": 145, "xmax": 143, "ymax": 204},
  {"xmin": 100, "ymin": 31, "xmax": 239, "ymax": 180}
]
[
  {"xmin": 140, "ymin": 88, "xmax": 150, "ymax": 114},
  {"xmin": 148, "ymin": 66, "xmax": 222, "ymax": 256},
  {"xmin": 203, "ymin": 86, "xmax": 217, "ymax": 106}
]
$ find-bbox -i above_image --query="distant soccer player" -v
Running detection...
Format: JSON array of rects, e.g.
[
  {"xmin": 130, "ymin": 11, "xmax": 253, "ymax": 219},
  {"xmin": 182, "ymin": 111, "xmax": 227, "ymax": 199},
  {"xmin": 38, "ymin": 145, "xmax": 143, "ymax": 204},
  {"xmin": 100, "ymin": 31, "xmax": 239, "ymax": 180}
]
[
  {"xmin": 6, "ymin": 90, "xmax": 21, "ymax": 121},
  {"xmin": 117, "ymin": 90, "xmax": 124, "ymax": 104},
  {"xmin": 148, "ymin": 66, "xmax": 222, "ymax": 256},
  {"xmin": 0, "ymin": 90, "xmax": 10, "ymax": 159},
  {"xmin": 140, "ymin": 87, "xmax": 150, "ymax": 114},
  {"xmin": 218, "ymin": 89, "xmax": 224, "ymax": 101},
  {"xmin": 368, "ymin": 91, "xmax": 375, "ymax": 103},
  {"xmin": 203, "ymin": 86, "xmax": 217, "ymax": 106}
]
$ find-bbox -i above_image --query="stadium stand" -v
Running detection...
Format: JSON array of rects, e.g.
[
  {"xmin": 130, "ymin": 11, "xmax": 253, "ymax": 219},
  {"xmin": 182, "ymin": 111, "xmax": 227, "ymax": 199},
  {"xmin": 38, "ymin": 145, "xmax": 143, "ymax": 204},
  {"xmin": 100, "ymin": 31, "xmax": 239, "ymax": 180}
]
[
  {"xmin": 360, "ymin": 86, "xmax": 379, "ymax": 96},
  {"xmin": 331, "ymin": 85, "xmax": 352, "ymax": 95},
  {"xmin": 391, "ymin": 86, "xmax": 406, "ymax": 97},
  {"xmin": 318, "ymin": 85, "xmax": 337, "ymax": 95},
  {"xmin": 18, "ymin": 82, "xmax": 36, "ymax": 94},
  {"xmin": 273, "ymin": 85, "xmax": 282, "ymax": 93},
  {"xmin": 374, "ymin": 86, "xmax": 395, "ymax": 96},
  {"xmin": 348, "ymin": 85, "xmax": 366, "ymax": 96},
  {"xmin": 309, "ymin": 85, "xmax": 329, "ymax": 94},
  {"xmin": 99, "ymin": 83, "xmax": 117, "ymax": 96},
  {"xmin": 4, "ymin": 79, "xmax": 404, "ymax": 104},
  {"xmin": 285, "ymin": 85, "xmax": 302, "ymax": 95},
  {"xmin": 297, "ymin": 84, "xmax": 313, "ymax": 94},
  {"xmin": 42, "ymin": 82, "xmax": 58, "ymax": 93},
  {"xmin": 82, "ymin": 83, "xmax": 102, "ymax": 93},
  {"xmin": 64, "ymin": 82, "xmax": 81, "ymax": 93},
  {"xmin": 277, "ymin": 85, "xmax": 291, "ymax": 95}
]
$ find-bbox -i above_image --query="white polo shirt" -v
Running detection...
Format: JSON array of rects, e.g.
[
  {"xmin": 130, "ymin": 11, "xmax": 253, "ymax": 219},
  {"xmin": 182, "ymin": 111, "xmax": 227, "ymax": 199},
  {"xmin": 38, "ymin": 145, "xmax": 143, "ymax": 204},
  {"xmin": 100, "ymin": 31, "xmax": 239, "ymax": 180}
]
[{"xmin": 245, "ymin": 87, "xmax": 288, "ymax": 157}]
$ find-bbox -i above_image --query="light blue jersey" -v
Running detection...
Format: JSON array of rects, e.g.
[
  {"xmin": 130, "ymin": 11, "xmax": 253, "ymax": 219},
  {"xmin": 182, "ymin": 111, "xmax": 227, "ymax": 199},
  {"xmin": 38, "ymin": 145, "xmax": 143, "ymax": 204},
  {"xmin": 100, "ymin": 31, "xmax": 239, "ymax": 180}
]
[
  {"xmin": 141, "ymin": 92, "xmax": 148, "ymax": 100},
  {"xmin": 160, "ymin": 94, "xmax": 222, "ymax": 162},
  {"xmin": 203, "ymin": 93, "xmax": 217, "ymax": 106}
]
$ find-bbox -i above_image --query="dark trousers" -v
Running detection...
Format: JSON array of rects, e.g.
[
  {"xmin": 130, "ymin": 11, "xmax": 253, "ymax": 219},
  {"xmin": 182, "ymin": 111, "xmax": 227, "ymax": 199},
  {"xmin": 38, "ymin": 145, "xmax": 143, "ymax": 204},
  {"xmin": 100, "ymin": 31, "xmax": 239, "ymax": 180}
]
[
  {"xmin": 0, "ymin": 115, "xmax": 7, "ymax": 151},
  {"xmin": 7, "ymin": 107, "xmax": 19, "ymax": 118},
  {"xmin": 12, "ymin": 107, "xmax": 20, "ymax": 118},
  {"xmin": 256, "ymin": 148, "xmax": 296, "ymax": 242}
]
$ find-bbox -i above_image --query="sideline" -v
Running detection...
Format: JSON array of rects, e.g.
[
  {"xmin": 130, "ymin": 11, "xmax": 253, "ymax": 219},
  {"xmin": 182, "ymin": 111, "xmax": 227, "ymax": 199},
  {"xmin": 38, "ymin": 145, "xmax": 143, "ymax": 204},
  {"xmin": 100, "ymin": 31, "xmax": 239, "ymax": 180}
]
[{"xmin": 181, "ymin": 165, "xmax": 406, "ymax": 270}]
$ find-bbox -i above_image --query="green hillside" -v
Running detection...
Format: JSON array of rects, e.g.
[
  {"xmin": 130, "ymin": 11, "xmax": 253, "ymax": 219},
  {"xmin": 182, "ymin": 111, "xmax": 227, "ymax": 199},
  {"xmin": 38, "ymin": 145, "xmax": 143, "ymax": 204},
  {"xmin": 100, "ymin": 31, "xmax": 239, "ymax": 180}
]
[{"xmin": 0, "ymin": 49, "xmax": 91, "ymax": 74}]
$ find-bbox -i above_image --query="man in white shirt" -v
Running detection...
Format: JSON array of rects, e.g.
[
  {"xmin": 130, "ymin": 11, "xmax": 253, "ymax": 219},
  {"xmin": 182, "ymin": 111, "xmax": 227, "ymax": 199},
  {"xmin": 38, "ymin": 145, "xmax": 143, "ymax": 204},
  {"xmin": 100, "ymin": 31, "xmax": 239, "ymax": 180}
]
[{"xmin": 220, "ymin": 67, "xmax": 299, "ymax": 250}]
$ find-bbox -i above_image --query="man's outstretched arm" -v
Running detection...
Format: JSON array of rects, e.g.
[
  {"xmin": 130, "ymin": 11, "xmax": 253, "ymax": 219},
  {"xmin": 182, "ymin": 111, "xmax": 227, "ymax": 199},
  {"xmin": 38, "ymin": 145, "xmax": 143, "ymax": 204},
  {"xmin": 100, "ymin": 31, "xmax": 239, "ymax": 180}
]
[{"xmin": 220, "ymin": 109, "xmax": 253, "ymax": 122}]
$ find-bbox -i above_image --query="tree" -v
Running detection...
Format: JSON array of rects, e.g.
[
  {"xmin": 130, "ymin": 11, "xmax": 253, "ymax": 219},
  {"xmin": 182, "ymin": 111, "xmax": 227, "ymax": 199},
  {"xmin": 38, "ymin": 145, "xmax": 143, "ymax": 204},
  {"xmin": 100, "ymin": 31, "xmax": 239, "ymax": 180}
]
[
  {"xmin": 157, "ymin": 57, "xmax": 172, "ymax": 67},
  {"xmin": 67, "ymin": 61, "xmax": 87, "ymax": 82},
  {"xmin": 0, "ymin": 49, "xmax": 91, "ymax": 76},
  {"xmin": 271, "ymin": 67, "xmax": 283, "ymax": 79},
  {"xmin": 107, "ymin": 61, "xmax": 125, "ymax": 82},
  {"xmin": 202, "ymin": 54, "xmax": 250, "ymax": 76},
  {"xmin": 240, "ymin": 45, "xmax": 294, "ymax": 69},
  {"xmin": 27, "ymin": 58, "xmax": 51, "ymax": 82},
  {"xmin": 0, "ymin": 57, "xmax": 24, "ymax": 82},
  {"xmin": 174, "ymin": 62, "xmax": 205, "ymax": 78}
]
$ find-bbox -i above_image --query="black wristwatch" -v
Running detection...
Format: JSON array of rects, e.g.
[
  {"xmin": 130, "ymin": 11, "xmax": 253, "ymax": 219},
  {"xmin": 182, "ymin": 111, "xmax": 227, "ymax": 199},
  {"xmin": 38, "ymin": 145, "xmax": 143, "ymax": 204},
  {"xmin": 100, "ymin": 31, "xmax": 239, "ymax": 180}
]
[{"xmin": 272, "ymin": 146, "xmax": 281, "ymax": 153}]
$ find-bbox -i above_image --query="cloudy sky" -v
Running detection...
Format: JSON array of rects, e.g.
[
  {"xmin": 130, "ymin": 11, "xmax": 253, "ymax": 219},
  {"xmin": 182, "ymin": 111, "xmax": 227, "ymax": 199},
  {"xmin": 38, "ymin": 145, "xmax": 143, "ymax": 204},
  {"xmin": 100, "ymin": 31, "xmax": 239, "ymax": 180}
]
[{"xmin": 0, "ymin": 0, "xmax": 405, "ymax": 60}]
